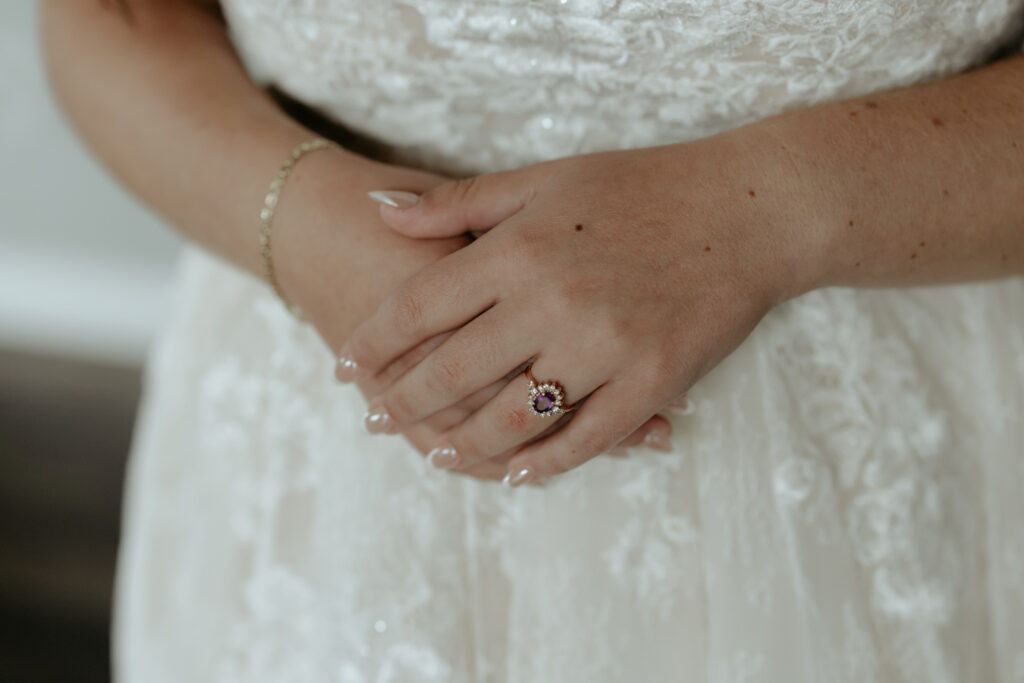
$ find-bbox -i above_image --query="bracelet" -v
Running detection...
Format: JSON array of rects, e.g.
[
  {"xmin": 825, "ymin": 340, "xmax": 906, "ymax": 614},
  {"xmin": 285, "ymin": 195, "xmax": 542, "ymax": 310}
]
[{"xmin": 259, "ymin": 137, "xmax": 339, "ymax": 320}]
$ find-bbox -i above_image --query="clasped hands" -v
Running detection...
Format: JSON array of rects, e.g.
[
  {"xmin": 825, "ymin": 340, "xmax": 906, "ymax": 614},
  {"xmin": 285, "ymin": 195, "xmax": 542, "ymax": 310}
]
[{"xmin": 334, "ymin": 135, "xmax": 820, "ymax": 487}]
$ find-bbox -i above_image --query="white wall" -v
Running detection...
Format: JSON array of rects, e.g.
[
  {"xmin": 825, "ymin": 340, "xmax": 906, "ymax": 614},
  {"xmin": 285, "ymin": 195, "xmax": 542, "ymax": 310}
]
[{"xmin": 0, "ymin": 2, "xmax": 181, "ymax": 367}]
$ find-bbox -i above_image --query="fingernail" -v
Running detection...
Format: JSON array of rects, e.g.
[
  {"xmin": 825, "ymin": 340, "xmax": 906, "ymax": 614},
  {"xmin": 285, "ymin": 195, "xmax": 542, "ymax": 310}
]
[
  {"xmin": 363, "ymin": 406, "xmax": 396, "ymax": 434},
  {"xmin": 335, "ymin": 355, "xmax": 359, "ymax": 382},
  {"xmin": 427, "ymin": 445, "xmax": 460, "ymax": 470},
  {"xmin": 642, "ymin": 428, "xmax": 672, "ymax": 452},
  {"xmin": 368, "ymin": 190, "xmax": 420, "ymax": 208},
  {"xmin": 502, "ymin": 467, "xmax": 535, "ymax": 488},
  {"xmin": 667, "ymin": 396, "xmax": 695, "ymax": 415}
]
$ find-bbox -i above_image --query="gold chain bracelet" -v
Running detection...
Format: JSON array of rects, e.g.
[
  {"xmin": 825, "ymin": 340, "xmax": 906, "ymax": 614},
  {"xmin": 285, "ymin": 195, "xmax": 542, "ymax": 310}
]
[{"xmin": 259, "ymin": 137, "xmax": 339, "ymax": 320}]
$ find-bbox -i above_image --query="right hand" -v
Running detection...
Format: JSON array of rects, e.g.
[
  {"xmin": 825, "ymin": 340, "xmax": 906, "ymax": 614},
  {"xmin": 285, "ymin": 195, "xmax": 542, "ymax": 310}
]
[{"xmin": 273, "ymin": 154, "xmax": 673, "ymax": 481}]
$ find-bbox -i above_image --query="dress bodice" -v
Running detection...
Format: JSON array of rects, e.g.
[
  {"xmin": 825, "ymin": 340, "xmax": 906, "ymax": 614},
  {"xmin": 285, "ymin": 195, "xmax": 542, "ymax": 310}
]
[{"xmin": 221, "ymin": 0, "xmax": 1024, "ymax": 176}]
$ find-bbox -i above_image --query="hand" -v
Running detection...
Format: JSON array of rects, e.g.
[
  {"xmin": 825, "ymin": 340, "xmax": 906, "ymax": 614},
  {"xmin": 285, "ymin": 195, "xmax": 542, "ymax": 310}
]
[
  {"xmin": 272, "ymin": 155, "xmax": 671, "ymax": 482},
  {"xmin": 337, "ymin": 135, "xmax": 823, "ymax": 484},
  {"xmin": 270, "ymin": 157, "xmax": 501, "ymax": 478}
]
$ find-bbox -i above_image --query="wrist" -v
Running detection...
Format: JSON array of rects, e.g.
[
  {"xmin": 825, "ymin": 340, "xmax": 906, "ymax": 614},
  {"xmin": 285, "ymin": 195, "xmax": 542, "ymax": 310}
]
[
  {"xmin": 700, "ymin": 122, "xmax": 841, "ymax": 306},
  {"xmin": 268, "ymin": 150, "xmax": 467, "ymax": 345}
]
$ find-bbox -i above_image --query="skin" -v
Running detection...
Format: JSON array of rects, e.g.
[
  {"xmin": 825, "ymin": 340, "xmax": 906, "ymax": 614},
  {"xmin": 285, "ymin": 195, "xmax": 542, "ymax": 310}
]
[
  {"xmin": 39, "ymin": 0, "xmax": 667, "ymax": 482},
  {"xmin": 339, "ymin": 53, "xmax": 1024, "ymax": 486}
]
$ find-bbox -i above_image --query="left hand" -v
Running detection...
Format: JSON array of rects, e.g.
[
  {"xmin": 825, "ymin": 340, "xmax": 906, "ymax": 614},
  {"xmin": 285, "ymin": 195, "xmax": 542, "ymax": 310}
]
[{"xmin": 337, "ymin": 135, "xmax": 826, "ymax": 485}]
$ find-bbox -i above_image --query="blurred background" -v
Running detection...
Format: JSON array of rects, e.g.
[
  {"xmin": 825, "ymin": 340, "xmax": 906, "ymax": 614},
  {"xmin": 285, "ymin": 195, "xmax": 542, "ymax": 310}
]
[{"xmin": 1, "ymin": 3, "xmax": 180, "ymax": 680}]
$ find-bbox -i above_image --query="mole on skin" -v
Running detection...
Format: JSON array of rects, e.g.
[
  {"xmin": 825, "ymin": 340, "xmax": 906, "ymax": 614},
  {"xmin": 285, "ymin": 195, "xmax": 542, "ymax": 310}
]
[
  {"xmin": 865, "ymin": 101, "xmax": 879, "ymax": 109},
  {"xmin": 574, "ymin": 223, "xmax": 583, "ymax": 232},
  {"xmin": 931, "ymin": 117, "xmax": 944, "ymax": 127},
  {"xmin": 748, "ymin": 189, "xmax": 756, "ymax": 197},
  {"xmin": 704, "ymin": 245, "xmax": 711, "ymax": 252}
]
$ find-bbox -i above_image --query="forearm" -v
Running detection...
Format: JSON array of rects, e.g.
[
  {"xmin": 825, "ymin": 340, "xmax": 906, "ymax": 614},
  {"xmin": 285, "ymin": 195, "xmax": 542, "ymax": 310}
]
[
  {"xmin": 739, "ymin": 54, "xmax": 1024, "ymax": 295},
  {"xmin": 39, "ymin": 0, "xmax": 378, "ymax": 277}
]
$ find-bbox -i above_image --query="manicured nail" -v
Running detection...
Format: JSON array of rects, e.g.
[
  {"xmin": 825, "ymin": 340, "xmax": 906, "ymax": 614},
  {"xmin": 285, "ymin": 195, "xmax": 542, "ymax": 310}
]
[
  {"xmin": 667, "ymin": 395, "xmax": 695, "ymax": 415},
  {"xmin": 642, "ymin": 428, "xmax": 672, "ymax": 452},
  {"xmin": 335, "ymin": 355, "xmax": 359, "ymax": 382},
  {"xmin": 427, "ymin": 445, "xmax": 460, "ymax": 470},
  {"xmin": 363, "ymin": 406, "xmax": 396, "ymax": 434},
  {"xmin": 502, "ymin": 467, "xmax": 535, "ymax": 488},
  {"xmin": 368, "ymin": 190, "xmax": 420, "ymax": 208}
]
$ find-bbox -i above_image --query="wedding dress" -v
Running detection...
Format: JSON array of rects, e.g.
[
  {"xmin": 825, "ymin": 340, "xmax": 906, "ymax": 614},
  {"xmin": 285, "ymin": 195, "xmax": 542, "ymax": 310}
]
[{"xmin": 114, "ymin": 2, "xmax": 1024, "ymax": 681}]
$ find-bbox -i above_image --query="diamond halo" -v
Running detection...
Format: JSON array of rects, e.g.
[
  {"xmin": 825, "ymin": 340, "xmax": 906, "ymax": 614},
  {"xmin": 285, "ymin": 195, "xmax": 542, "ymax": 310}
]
[{"xmin": 525, "ymin": 368, "xmax": 571, "ymax": 417}]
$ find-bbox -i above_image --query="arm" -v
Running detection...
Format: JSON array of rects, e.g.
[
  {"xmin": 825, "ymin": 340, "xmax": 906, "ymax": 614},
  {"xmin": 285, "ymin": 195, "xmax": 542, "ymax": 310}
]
[
  {"xmin": 39, "ymin": 0, "xmax": 460, "ymax": 343},
  {"xmin": 748, "ymin": 53, "xmax": 1024, "ymax": 295}
]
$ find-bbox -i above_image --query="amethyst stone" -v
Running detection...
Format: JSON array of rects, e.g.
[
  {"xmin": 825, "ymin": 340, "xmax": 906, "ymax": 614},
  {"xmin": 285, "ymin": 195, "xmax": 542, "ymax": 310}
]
[{"xmin": 533, "ymin": 391, "xmax": 556, "ymax": 413}]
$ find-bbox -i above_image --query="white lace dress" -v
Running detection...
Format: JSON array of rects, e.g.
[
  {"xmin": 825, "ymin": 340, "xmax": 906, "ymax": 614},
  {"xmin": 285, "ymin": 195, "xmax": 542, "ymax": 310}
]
[{"xmin": 114, "ymin": 2, "xmax": 1024, "ymax": 681}]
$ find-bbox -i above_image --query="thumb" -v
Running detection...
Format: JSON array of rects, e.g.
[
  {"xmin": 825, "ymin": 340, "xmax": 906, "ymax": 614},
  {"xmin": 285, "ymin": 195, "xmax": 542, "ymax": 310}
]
[{"xmin": 367, "ymin": 168, "xmax": 536, "ymax": 238}]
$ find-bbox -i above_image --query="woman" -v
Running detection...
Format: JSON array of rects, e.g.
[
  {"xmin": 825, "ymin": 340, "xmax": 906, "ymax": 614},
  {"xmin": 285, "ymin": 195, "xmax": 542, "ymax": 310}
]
[{"xmin": 43, "ymin": 0, "xmax": 1024, "ymax": 680}]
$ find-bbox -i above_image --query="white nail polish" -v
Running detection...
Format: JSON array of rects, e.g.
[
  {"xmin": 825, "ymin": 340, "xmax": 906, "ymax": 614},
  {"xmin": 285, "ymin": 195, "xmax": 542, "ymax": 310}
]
[
  {"xmin": 367, "ymin": 190, "xmax": 421, "ymax": 208},
  {"xmin": 427, "ymin": 446, "xmax": 460, "ymax": 470},
  {"xmin": 363, "ymin": 408, "xmax": 395, "ymax": 434},
  {"xmin": 335, "ymin": 356, "xmax": 359, "ymax": 382},
  {"xmin": 502, "ymin": 467, "xmax": 534, "ymax": 488},
  {"xmin": 667, "ymin": 396, "xmax": 695, "ymax": 415},
  {"xmin": 643, "ymin": 430, "xmax": 672, "ymax": 452}
]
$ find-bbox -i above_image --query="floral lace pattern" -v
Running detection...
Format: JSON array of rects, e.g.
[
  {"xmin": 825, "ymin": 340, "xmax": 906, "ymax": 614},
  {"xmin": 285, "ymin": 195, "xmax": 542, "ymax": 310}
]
[{"xmin": 115, "ymin": 2, "xmax": 1024, "ymax": 681}]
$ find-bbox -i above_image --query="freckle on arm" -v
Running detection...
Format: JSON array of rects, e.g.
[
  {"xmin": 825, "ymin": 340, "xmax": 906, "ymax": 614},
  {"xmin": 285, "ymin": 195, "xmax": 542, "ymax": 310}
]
[
  {"xmin": 748, "ymin": 189, "xmax": 756, "ymax": 197},
  {"xmin": 574, "ymin": 223, "xmax": 583, "ymax": 232},
  {"xmin": 704, "ymin": 245, "xmax": 711, "ymax": 252}
]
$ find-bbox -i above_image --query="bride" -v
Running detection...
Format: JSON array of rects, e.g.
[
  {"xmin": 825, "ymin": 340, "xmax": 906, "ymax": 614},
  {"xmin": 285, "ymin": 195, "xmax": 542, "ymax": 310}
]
[{"xmin": 44, "ymin": 0, "xmax": 1024, "ymax": 680}]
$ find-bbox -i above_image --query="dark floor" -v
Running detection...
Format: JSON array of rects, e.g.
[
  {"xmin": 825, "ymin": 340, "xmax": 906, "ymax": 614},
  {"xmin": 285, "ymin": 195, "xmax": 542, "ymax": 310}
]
[{"xmin": 0, "ymin": 350, "xmax": 140, "ymax": 683}]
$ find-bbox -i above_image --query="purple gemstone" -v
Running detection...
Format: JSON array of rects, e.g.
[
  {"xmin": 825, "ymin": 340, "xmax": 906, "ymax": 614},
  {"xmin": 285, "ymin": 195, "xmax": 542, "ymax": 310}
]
[{"xmin": 533, "ymin": 391, "xmax": 556, "ymax": 413}]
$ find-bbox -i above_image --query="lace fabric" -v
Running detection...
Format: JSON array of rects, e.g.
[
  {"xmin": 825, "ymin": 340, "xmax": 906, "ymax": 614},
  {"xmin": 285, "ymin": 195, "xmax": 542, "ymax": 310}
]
[{"xmin": 115, "ymin": 2, "xmax": 1024, "ymax": 681}]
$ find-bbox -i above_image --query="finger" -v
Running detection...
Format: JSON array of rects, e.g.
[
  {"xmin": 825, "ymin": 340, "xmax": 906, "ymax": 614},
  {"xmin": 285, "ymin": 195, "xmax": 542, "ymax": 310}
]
[
  {"xmin": 367, "ymin": 166, "xmax": 545, "ymax": 238},
  {"xmin": 343, "ymin": 329, "xmax": 451, "ymax": 386},
  {"xmin": 429, "ymin": 449, "xmax": 508, "ymax": 482},
  {"xmin": 364, "ymin": 302, "xmax": 535, "ymax": 427},
  {"xmin": 665, "ymin": 392, "xmax": 695, "ymax": 415},
  {"xmin": 607, "ymin": 414, "xmax": 674, "ymax": 456},
  {"xmin": 351, "ymin": 330, "xmax": 519, "ymax": 431},
  {"xmin": 337, "ymin": 239, "xmax": 497, "ymax": 381},
  {"xmin": 500, "ymin": 378, "xmax": 666, "ymax": 486},
  {"xmin": 411, "ymin": 373, "xmax": 510, "ymax": 434},
  {"xmin": 422, "ymin": 360, "xmax": 598, "ymax": 470}
]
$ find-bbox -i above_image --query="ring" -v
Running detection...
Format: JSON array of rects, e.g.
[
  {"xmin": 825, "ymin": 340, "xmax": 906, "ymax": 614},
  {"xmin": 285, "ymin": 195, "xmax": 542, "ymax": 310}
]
[{"xmin": 525, "ymin": 366, "xmax": 575, "ymax": 417}]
